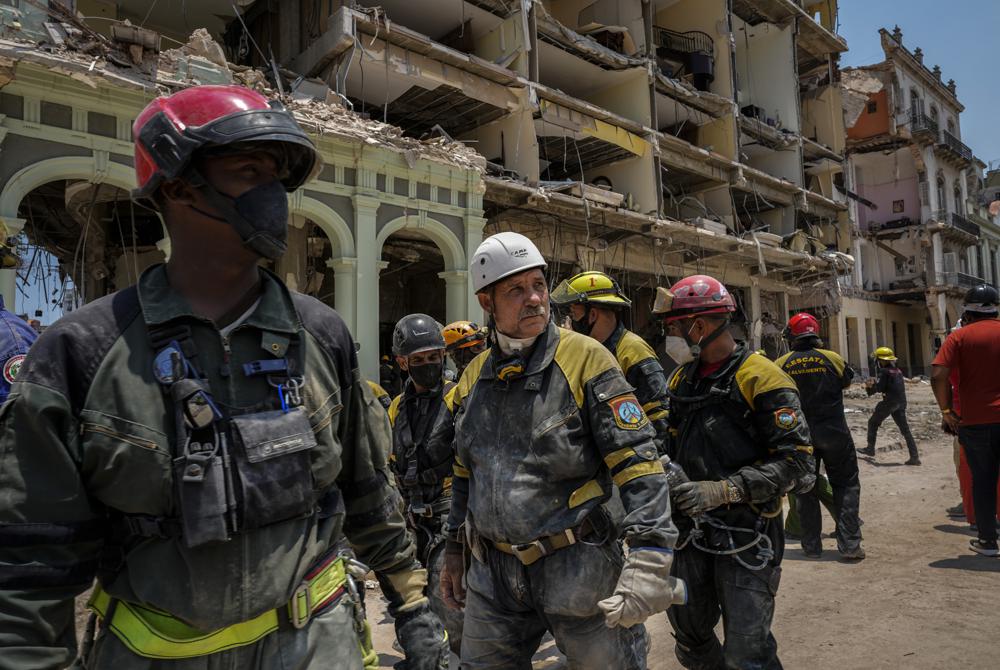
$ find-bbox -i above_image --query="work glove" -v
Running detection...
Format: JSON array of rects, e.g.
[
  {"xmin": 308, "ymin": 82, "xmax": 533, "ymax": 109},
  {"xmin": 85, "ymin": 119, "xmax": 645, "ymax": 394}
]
[
  {"xmin": 393, "ymin": 602, "xmax": 449, "ymax": 670},
  {"xmin": 597, "ymin": 548, "xmax": 687, "ymax": 628},
  {"xmin": 673, "ymin": 478, "xmax": 741, "ymax": 516},
  {"xmin": 440, "ymin": 540, "xmax": 466, "ymax": 610}
]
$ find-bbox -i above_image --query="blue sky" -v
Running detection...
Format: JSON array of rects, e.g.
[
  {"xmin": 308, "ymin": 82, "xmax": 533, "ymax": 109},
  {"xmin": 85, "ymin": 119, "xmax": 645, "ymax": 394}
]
[{"xmin": 838, "ymin": 0, "xmax": 1000, "ymax": 168}]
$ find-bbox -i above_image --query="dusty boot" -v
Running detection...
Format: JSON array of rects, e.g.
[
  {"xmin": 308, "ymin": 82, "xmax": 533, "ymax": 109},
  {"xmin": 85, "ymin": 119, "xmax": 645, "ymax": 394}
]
[
  {"xmin": 840, "ymin": 545, "xmax": 866, "ymax": 561},
  {"xmin": 905, "ymin": 456, "xmax": 922, "ymax": 466},
  {"xmin": 857, "ymin": 445, "xmax": 875, "ymax": 458}
]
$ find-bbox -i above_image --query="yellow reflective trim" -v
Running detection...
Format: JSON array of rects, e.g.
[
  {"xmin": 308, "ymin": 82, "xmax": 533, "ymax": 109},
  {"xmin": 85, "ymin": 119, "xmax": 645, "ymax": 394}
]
[
  {"xmin": 87, "ymin": 557, "xmax": 349, "ymax": 659},
  {"xmin": 816, "ymin": 349, "xmax": 847, "ymax": 377},
  {"xmin": 452, "ymin": 349, "xmax": 491, "ymax": 408},
  {"xmin": 615, "ymin": 331, "xmax": 658, "ymax": 377},
  {"xmin": 453, "ymin": 463, "xmax": 470, "ymax": 478},
  {"xmin": 387, "ymin": 394, "xmax": 403, "ymax": 426},
  {"xmin": 553, "ymin": 328, "xmax": 620, "ymax": 407},
  {"xmin": 734, "ymin": 353, "xmax": 798, "ymax": 410},
  {"xmin": 442, "ymin": 476, "xmax": 453, "ymax": 491},
  {"xmin": 568, "ymin": 479, "xmax": 604, "ymax": 509},
  {"xmin": 613, "ymin": 460, "xmax": 665, "ymax": 487},
  {"xmin": 774, "ymin": 352, "xmax": 792, "ymax": 369},
  {"xmin": 604, "ymin": 447, "xmax": 637, "ymax": 470},
  {"xmin": 646, "ymin": 409, "xmax": 669, "ymax": 421}
]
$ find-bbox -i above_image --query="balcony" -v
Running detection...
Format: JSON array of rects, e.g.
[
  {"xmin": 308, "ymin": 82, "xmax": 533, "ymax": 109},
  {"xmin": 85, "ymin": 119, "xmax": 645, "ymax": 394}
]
[
  {"xmin": 910, "ymin": 112, "xmax": 939, "ymax": 145},
  {"xmin": 949, "ymin": 212, "xmax": 981, "ymax": 238},
  {"xmin": 943, "ymin": 271, "xmax": 985, "ymax": 291},
  {"xmin": 936, "ymin": 129, "xmax": 974, "ymax": 167}
]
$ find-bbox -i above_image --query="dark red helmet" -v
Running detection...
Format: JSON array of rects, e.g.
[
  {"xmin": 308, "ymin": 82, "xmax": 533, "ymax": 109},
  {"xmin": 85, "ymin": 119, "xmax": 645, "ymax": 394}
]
[
  {"xmin": 653, "ymin": 274, "xmax": 736, "ymax": 323},
  {"xmin": 132, "ymin": 85, "xmax": 321, "ymax": 205},
  {"xmin": 786, "ymin": 312, "xmax": 820, "ymax": 339}
]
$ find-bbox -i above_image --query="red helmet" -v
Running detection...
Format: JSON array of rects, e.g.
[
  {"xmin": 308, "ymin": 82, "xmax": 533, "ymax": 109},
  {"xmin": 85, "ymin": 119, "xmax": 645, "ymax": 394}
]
[
  {"xmin": 786, "ymin": 312, "xmax": 820, "ymax": 339},
  {"xmin": 132, "ymin": 85, "xmax": 321, "ymax": 204},
  {"xmin": 653, "ymin": 274, "xmax": 736, "ymax": 323}
]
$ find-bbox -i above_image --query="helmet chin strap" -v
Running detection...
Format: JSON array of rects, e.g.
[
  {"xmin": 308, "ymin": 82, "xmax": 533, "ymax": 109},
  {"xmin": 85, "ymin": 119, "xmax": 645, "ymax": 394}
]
[{"xmin": 685, "ymin": 317, "xmax": 729, "ymax": 359}]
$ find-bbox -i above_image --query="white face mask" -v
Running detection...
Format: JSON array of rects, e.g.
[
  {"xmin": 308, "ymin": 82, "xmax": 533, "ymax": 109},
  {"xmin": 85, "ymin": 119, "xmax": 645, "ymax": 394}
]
[
  {"xmin": 495, "ymin": 330, "xmax": 540, "ymax": 356},
  {"xmin": 664, "ymin": 336, "xmax": 695, "ymax": 365}
]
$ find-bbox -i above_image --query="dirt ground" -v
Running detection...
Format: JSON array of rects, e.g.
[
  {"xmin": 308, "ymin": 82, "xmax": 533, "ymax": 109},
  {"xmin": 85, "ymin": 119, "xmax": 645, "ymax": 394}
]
[
  {"xmin": 73, "ymin": 383, "xmax": 998, "ymax": 668},
  {"xmin": 365, "ymin": 382, "xmax": 1000, "ymax": 669}
]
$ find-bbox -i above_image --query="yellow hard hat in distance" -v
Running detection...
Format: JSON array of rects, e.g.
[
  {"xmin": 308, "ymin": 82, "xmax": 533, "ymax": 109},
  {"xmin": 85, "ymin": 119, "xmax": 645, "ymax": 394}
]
[
  {"xmin": 550, "ymin": 271, "xmax": 631, "ymax": 308},
  {"xmin": 442, "ymin": 320, "xmax": 487, "ymax": 351},
  {"xmin": 873, "ymin": 346, "xmax": 897, "ymax": 362}
]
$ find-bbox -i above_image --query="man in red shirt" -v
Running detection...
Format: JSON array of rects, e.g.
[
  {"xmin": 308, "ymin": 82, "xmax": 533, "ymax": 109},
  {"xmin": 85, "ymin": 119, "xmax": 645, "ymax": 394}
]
[{"xmin": 932, "ymin": 285, "xmax": 1000, "ymax": 556}]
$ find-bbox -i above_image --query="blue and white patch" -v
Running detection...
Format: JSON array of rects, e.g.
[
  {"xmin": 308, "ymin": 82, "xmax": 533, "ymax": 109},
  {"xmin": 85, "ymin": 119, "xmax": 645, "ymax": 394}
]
[
  {"xmin": 774, "ymin": 408, "xmax": 799, "ymax": 430},
  {"xmin": 610, "ymin": 394, "xmax": 649, "ymax": 430}
]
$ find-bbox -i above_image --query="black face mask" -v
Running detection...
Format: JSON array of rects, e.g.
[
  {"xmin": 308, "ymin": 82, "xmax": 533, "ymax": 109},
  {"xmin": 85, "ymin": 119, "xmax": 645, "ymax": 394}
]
[
  {"xmin": 408, "ymin": 362, "xmax": 443, "ymax": 390},
  {"xmin": 570, "ymin": 307, "xmax": 594, "ymax": 336},
  {"xmin": 191, "ymin": 179, "xmax": 290, "ymax": 260}
]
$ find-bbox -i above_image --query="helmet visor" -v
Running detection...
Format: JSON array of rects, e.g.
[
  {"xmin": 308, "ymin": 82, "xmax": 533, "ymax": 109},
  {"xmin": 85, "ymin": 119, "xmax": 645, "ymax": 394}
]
[{"xmin": 549, "ymin": 279, "xmax": 588, "ymax": 306}]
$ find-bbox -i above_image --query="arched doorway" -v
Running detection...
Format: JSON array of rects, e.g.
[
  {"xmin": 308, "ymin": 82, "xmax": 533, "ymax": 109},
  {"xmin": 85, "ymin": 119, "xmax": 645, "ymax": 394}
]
[
  {"xmin": 378, "ymin": 229, "xmax": 447, "ymax": 357},
  {"xmin": 14, "ymin": 179, "xmax": 164, "ymax": 320}
]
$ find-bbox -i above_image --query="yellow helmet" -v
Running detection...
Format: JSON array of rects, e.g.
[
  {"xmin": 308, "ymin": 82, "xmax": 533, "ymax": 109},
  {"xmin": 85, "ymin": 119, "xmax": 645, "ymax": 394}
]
[
  {"xmin": 873, "ymin": 346, "xmax": 897, "ymax": 362},
  {"xmin": 442, "ymin": 320, "xmax": 487, "ymax": 351},
  {"xmin": 550, "ymin": 271, "xmax": 631, "ymax": 308}
]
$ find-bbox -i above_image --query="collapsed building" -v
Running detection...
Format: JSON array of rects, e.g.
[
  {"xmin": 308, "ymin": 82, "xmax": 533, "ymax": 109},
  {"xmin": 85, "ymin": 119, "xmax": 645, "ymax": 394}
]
[
  {"xmin": 0, "ymin": 1, "xmax": 858, "ymax": 377},
  {"xmin": 841, "ymin": 26, "xmax": 1000, "ymax": 375}
]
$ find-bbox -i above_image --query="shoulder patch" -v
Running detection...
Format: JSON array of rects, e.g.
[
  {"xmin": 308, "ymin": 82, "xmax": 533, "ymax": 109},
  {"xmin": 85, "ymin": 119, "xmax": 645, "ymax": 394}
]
[
  {"xmin": 3, "ymin": 354, "xmax": 25, "ymax": 383},
  {"xmin": 609, "ymin": 394, "xmax": 649, "ymax": 430},
  {"xmin": 774, "ymin": 407, "xmax": 799, "ymax": 430}
]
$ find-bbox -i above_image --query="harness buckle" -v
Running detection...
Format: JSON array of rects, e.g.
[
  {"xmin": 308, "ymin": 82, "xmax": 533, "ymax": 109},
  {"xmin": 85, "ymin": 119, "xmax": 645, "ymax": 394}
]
[{"xmin": 290, "ymin": 581, "xmax": 313, "ymax": 629}]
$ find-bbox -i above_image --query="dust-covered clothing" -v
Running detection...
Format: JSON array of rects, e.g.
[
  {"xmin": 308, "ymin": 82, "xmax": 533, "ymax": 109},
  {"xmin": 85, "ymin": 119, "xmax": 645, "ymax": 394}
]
[
  {"xmin": 605, "ymin": 321, "xmax": 670, "ymax": 456},
  {"xmin": 0, "ymin": 265, "xmax": 422, "ymax": 669},
  {"xmin": 447, "ymin": 322, "xmax": 677, "ymax": 665},
  {"xmin": 665, "ymin": 344, "xmax": 814, "ymax": 669}
]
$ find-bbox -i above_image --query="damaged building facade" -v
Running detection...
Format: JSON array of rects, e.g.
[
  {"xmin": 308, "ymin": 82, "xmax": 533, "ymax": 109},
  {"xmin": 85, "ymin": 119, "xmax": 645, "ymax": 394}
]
[
  {"xmin": 841, "ymin": 26, "xmax": 999, "ymax": 375},
  {"xmin": 0, "ymin": 0, "xmax": 856, "ymax": 378}
]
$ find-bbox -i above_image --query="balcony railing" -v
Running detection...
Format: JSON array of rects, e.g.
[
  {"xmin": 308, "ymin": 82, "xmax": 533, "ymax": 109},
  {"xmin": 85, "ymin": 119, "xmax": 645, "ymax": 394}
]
[
  {"xmin": 940, "ymin": 129, "xmax": 974, "ymax": 162},
  {"xmin": 911, "ymin": 112, "xmax": 939, "ymax": 137},
  {"xmin": 944, "ymin": 272, "xmax": 985, "ymax": 290},
  {"xmin": 949, "ymin": 212, "xmax": 981, "ymax": 238}
]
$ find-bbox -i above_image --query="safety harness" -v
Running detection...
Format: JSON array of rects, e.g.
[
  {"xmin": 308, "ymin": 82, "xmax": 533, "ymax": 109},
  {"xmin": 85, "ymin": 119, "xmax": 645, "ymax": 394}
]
[
  {"xmin": 88, "ymin": 321, "xmax": 376, "ymax": 662},
  {"xmin": 667, "ymin": 349, "xmax": 778, "ymax": 571}
]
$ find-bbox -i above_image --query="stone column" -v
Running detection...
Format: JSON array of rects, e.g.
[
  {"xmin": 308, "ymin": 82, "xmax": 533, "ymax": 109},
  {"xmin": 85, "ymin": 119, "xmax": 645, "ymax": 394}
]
[
  {"xmin": 464, "ymin": 213, "xmax": 487, "ymax": 321},
  {"xmin": 0, "ymin": 217, "xmax": 25, "ymax": 310},
  {"xmin": 353, "ymin": 194, "xmax": 381, "ymax": 380},
  {"xmin": 748, "ymin": 282, "xmax": 762, "ymax": 350},
  {"xmin": 326, "ymin": 257, "xmax": 358, "ymax": 335},
  {"xmin": 439, "ymin": 270, "xmax": 470, "ymax": 325}
]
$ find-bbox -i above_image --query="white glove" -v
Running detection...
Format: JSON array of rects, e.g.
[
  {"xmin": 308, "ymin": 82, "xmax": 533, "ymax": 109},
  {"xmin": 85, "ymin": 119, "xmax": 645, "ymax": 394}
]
[{"xmin": 597, "ymin": 548, "xmax": 687, "ymax": 628}]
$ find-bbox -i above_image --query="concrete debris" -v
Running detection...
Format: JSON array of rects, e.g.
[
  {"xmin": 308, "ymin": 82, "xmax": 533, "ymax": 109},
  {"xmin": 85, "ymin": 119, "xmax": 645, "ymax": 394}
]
[
  {"xmin": 840, "ymin": 69, "xmax": 884, "ymax": 128},
  {"xmin": 0, "ymin": 24, "xmax": 483, "ymax": 175}
]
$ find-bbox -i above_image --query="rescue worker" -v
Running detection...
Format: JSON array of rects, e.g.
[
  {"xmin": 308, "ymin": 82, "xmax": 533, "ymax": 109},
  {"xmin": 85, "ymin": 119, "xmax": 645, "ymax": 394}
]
[
  {"xmin": 439, "ymin": 232, "xmax": 684, "ymax": 668},
  {"xmin": 381, "ymin": 354, "xmax": 403, "ymax": 397},
  {"xmin": 441, "ymin": 320, "xmax": 487, "ymax": 379},
  {"xmin": 387, "ymin": 313, "xmax": 463, "ymax": 651},
  {"xmin": 776, "ymin": 313, "xmax": 864, "ymax": 560},
  {"xmin": 655, "ymin": 274, "xmax": 815, "ymax": 669},
  {"xmin": 0, "ymin": 295, "xmax": 37, "ymax": 403},
  {"xmin": 861, "ymin": 346, "xmax": 920, "ymax": 464},
  {"xmin": 0, "ymin": 85, "xmax": 447, "ymax": 669},
  {"xmin": 550, "ymin": 270, "xmax": 670, "ymax": 455}
]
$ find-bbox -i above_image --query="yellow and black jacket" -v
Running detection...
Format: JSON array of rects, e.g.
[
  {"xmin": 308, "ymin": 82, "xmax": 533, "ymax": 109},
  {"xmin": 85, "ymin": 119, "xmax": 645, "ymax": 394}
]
[
  {"xmin": 446, "ymin": 322, "xmax": 677, "ymax": 549},
  {"xmin": 667, "ymin": 343, "xmax": 814, "ymax": 535},
  {"xmin": 775, "ymin": 346, "xmax": 853, "ymax": 431},
  {"xmin": 604, "ymin": 322, "xmax": 670, "ymax": 455},
  {"xmin": 368, "ymin": 380, "xmax": 393, "ymax": 411},
  {"xmin": 387, "ymin": 380, "xmax": 456, "ymax": 522}
]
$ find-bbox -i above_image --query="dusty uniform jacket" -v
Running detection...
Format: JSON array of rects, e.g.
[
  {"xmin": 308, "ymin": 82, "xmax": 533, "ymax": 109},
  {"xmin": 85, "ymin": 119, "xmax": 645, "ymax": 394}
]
[
  {"xmin": 775, "ymin": 347, "xmax": 853, "ymax": 430},
  {"xmin": 604, "ymin": 322, "xmax": 670, "ymax": 455},
  {"xmin": 870, "ymin": 366, "xmax": 907, "ymax": 406},
  {"xmin": 447, "ymin": 322, "xmax": 677, "ymax": 549},
  {"xmin": 387, "ymin": 381, "xmax": 456, "ymax": 520},
  {"xmin": 667, "ymin": 344, "xmax": 814, "ymax": 535},
  {"xmin": 0, "ymin": 266, "xmax": 419, "ymax": 668},
  {"xmin": 0, "ymin": 297, "xmax": 36, "ymax": 404}
]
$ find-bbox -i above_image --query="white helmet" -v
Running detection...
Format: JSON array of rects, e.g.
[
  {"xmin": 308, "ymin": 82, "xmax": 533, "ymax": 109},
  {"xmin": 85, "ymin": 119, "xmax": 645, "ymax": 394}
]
[{"xmin": 471, "ymin": 232, "xmax": 547, "ymax": 293}]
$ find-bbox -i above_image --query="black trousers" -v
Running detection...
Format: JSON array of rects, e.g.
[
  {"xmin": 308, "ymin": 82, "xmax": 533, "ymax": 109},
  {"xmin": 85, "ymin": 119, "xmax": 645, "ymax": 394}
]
[
  {"xmin": 798, "ymin": 421, "xmax": 862, "ymax": 554},
  {"xmin": 668, "ymin": 546, "xmax": 782, "ymax": 670},
  {"xmin": 867, "ymin": 400, "xmax": 918, "ymax": 459},
  {"xmin": 958, "ymin": 423, "xmax": 1000, "ymax": 543}
]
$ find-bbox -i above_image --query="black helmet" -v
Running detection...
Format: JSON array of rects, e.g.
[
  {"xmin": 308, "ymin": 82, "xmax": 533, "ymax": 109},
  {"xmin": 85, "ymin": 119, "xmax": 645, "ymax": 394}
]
[
  {"xmin": 963, "ymin": 284, "xmax": 999, "ymax": 314},
  {"xmin": 392, "ymin": 314, "xmax": 445, "ymax": 357}
]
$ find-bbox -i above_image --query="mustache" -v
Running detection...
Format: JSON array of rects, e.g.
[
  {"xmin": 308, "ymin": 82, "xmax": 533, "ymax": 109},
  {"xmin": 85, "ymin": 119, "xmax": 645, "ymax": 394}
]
[{"xmin": 519, "ymin": 306, "xmax": 547, "ymax": 320}]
